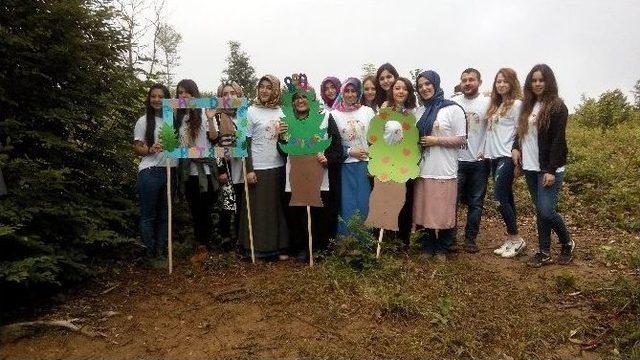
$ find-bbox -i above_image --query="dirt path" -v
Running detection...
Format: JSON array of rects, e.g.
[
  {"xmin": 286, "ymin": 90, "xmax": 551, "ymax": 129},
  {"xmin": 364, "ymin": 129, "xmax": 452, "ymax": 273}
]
[{"xmin": 1, "ymin": 215, "xmax": 637, "ymax": 359}]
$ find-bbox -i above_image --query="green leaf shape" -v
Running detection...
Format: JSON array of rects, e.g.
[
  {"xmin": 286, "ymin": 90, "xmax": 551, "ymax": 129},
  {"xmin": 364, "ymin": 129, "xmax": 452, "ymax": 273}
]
[
  {"xmin": 367, "ymin": 108, "xmax": 421, "ymax": 183},
  {"xmin": 158, "ymin": 122, "xmax": 179, "ymax": 152},
  {"xmin": 278, "ymin": 88, "xmax": 331, "ymax": 155}
]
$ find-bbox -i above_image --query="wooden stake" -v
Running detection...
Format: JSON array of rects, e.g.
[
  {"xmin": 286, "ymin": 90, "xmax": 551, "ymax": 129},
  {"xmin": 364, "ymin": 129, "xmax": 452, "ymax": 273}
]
[
  {"xmin": 166, "ymin": 161, "xmax": 173, "ymax": 274},
  {"xmin": 376, "ymin": 228, "xmax": 384, "ymax": 259},
  {"xmin": 307, "ymin": 205, "xmax": 313, "ymax": 267},
  {"xmin": 242, "ymin": 158, "xmax": 256, "ymax": 264}
]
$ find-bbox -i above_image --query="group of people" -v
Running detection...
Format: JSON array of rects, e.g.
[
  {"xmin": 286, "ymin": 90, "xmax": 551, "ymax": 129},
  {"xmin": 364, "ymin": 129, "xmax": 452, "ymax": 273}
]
[{"xmin": 132, "ymin": 62, "xmax": 573, "ymax": 268}]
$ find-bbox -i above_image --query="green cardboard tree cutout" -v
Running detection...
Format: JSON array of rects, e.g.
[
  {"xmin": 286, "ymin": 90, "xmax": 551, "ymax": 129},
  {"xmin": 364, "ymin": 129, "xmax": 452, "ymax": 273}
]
[
  {"xmin": 279, "ymin": 73, "xmax": 330, "ymax": 208},
  {"xmin": 159, "ymin": 122, "xmax": 180, "ymax": 152},
  {"xmin": 365, "ymin": 107, "xmax": 421, "ymax": 231}
]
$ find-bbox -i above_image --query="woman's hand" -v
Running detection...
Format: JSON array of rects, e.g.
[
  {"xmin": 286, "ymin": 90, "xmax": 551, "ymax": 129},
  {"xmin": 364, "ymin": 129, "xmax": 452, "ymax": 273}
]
[
  {"xmin": 349, "ymin": 148, "xmax": 368, "ymax": 160},
  {"xmin": 317, "ymin": 153, "xmax": 328, "ymax": 166},
  {"xmin": 205, "ymin": 108, "xmax": 217, "ymax": 120},
  {"xmin": 218, "ymin": 173, "xmax": 228, "ymax": 184},
  {"xmin": 149, "ymin": 142, "xmax": 163, "ymax": 154},
  {"xmin": 542, "ymin": 173, "xmax": 555, "ymax": 187},
  {"xmin": 246, "ymin": 171, "xmax": 258, "ymax": 184},
  {"xmin": 511, "ymin": 149, "xmax": 521, "ymax": 167},
  {"xmin": 420, "ymin": 135, "xmax": 438, "ymax": 147},
  {"xmin": 277, "ymin": 121, "xmax": 288, "ymax": 135}
]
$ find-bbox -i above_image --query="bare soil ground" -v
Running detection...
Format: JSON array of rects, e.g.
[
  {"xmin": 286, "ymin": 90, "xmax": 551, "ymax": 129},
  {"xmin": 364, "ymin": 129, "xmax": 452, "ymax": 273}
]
[{"xmin": 2, "ymin": 215, "xmax": 638, "ymax": 360}]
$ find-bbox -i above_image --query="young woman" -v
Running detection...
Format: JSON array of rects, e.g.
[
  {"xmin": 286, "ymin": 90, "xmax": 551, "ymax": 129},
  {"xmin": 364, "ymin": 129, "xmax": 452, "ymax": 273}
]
[
  {"xmin": 362, "ymin": 75, "xmax": 378, "ymax": 112},
  {"xmin": 383, "ymin": 77, "xmax": 417, "ymax": 246},
  {"xmin": 215, "ymin": 81, "xmax": 245, "ymax": 248},
  {"xmin": 330, "ymin": 78, "xmax": 375, "ymax": 235},
  {"xmin": 174, "ymin": 79, "xmax": 220, "ymax": 253},
  {"xmin": 512, "ymin": 64, "xmax": 573, "ymax": 267},
  {"xmin": 133, "ymin": 84, "xmax": 172, "ymax": 260},
  {"xmin": 240, "ymin": 75, "xmax": 289, "ymax": 260},
  {"xmin": 413, "ymin": 71, "xmax": 466, "ymax": 259},
  {"xmin": 320, "ymin": 77, "xmax": 342, "ymax": 110},
  {"xmin": 281, "ymin": 88, "xmax": 344, "ymax": 260},
  {"xmin": 483, "ymin": 68, "xmax": 526, "ymax": 258},
  {"xmin": 375, "ymin": 63, "xmax": 399, "ymax": 108}
]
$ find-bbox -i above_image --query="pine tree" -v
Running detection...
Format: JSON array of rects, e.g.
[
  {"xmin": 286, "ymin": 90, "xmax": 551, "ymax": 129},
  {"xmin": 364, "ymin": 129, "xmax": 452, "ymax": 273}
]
[
  {"xmin": 158, "ymin": 122, "xmax": 179, "ymax": 152},
  {"xmin": 221, "ymin": 41, "xmax": 258, "ymax": 100}
]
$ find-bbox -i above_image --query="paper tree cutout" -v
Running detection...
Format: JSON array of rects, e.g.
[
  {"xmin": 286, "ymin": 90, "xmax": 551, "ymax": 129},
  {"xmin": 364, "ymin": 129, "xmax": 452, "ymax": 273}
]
[
  {"xmin": 278, "ymin": 76, "xmax": 331, "ymax": 156},
  {"xmin": 158, "ymin": 122, "xmax": 179, "ymax": 152},
  {"xmin": 367, "ymin": 108, "xmax": 420, "ymax": 182},
  {"xmin": 162, "ymin": 97, "xmax": 249, "ymax": 159}
]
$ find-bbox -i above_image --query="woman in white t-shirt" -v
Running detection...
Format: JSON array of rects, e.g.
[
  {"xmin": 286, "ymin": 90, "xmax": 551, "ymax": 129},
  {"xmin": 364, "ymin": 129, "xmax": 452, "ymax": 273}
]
[
  {"xmin": 133, "ymin": 83, "xmax": 172, "ymax": 260},
  {"xmin": 174, "ymin": 79, "xmax": 220, "ymax": 255},
  {"xmin": 413, "ymin": 70, "xmax": 466, "ymax": 259},
  {"xmin": 484, "ymin": 68, "xmax": 526, "ymax": 259},
  {"xmin": 330, "ymin": 78, "xmax": 376, "ymax": 235},
  {"xmin": 512, "ymin": 64, "xmax": 572, "ymax": 268},
  {"xmin": 238, "ymin": 75, "xmax": 289, "ymax": 260}
]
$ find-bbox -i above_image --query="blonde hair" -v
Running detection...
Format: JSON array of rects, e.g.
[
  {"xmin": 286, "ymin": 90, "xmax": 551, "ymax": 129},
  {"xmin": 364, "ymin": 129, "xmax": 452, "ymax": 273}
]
[{"xmin": 486, "ymin": 68, "xmax": 522, "ymax": 121}]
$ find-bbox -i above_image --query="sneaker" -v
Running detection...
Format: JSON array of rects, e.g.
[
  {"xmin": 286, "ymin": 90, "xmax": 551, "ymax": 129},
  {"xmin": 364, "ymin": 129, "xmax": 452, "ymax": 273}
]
[
  {"xmin": 278, "ymin": 254, "xmax": 290, "ymax": 261},
  {"xmin": 559, "ymin": 240, "xmax": 575, "ymax": 265},
  {"xmin": 501, "ymin": 240, "xmax": 526, "ymax": 258},
  {"xmin": 493, "ymin": 240, "xmax": 512, "ymax": 256},
  {"xmin": 528, "ymin": 252, "xmax": 553, "ymax": 267},
  {"xmin": 435, "ymin": 251, "xmax": 447, "ymax": 262},
  {"xmin": 463, "ymin": 242, "xmax": 480, "ymax": 253}
]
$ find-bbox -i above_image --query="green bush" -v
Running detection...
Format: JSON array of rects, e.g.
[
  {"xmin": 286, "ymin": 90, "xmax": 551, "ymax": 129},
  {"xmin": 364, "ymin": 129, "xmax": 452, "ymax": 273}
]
[{"xmin": 0, "ymin": 0, "xmax": 145, "ymax": 305}]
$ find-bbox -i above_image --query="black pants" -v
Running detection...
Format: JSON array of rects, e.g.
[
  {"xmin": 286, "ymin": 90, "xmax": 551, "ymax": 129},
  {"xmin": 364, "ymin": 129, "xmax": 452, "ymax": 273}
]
[
  {"xmin": 284, "ymin": 191, "xmax": 338, "ymax": 256},
  {"xmin": 218, "ymin": 183, "xmax": 245, "ymax": 241},
  {"xmin": 185, "ymin": 176, "xmax": 216, "ymax": 248}
]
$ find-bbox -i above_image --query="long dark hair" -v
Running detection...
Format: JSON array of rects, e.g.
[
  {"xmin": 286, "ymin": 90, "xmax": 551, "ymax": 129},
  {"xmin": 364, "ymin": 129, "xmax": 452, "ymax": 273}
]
[
  {"xmin": 386, "ymin": 77, "xmax": 417, "ymax": 111},
  {"xmin": 517, "ymin": 64, "xmax": 562, "ymax": 141},
  {"xmin": 175, "ymin": 79, "xmax": 202, "ymax": 144},
  {"xmin": 144, "ymin": 83, "xmax": 170, "ymax": 146},
  {"xmin": 375, "ymin": 63, "xmax": 399, "ymax": 107}
]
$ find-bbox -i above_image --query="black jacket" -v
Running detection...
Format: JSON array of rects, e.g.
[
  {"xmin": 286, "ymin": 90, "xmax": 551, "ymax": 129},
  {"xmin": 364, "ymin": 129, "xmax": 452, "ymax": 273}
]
[{"xmin": 513, "ymin": 102, "xmax": 568, "ymax": 174}]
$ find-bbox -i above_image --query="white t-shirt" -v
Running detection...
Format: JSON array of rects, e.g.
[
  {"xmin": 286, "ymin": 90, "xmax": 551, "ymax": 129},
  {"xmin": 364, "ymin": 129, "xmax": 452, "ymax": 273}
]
[
  {"xmin": 178, "ymin": 109, "xmax": 217, "ymax": 176},
  {"xmin": 247, "ymin": 106, "xmax": 285, "ymax": 170},
  {"xmin": 451, "ymin": 94, "xmax": 490, "ymax": 162},
  {"xmin": 415, "ymin": 105, "xmax": 466, "ymax": 179},
  {"xmin": 330, "ymin": 106, "xmax": 375, "ymax": 164},
  {"xmin": 484, "ymin": 100, "xmax": 522, "ymax": 159},
  {"xmin": 521, "ymin": 102, "xmax": 565, "ymax": 173},
  {"xmin": 133, "ymin": 115, "xmax": 175, "ymax": 171},
  {"xmin": 285, "ymin": 114, "xmax": 330, "ymax": 192}
]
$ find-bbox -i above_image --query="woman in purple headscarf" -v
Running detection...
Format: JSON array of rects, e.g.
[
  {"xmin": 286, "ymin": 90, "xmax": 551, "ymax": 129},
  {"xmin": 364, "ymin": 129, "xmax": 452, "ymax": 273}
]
[
  {"xmin": 320, "ymin": 77, "xmax": 342, "ymax": 110},
  {"xmin": 329, "ymin": 77, "xmax": 375, "ymax": 235}
]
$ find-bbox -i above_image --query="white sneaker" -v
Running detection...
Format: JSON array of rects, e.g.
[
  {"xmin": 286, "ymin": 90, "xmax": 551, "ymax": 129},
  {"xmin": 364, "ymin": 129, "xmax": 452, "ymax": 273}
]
[
  {"xmin": 493, "ymin": 241, "xmax": 512, "ymax": 256},
  {"xmin": 501, "ymin": 240, "xmax": 526, "ymax": 258}
]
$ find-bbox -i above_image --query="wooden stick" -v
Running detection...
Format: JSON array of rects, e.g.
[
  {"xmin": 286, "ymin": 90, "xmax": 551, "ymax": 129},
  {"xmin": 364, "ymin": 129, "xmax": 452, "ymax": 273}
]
[
  {"xmin": 376, "ymin": 228, "xmax": 384, "ymax": 259},
  {"xmin": 307, "ymin": 206, "xmax": 313, "ymax": 267},
  {"xmin": 166, "ymin": 161, "xmax": 173, "ymax": 274},
  {"xmin": 242, "ymin": 158, "xmax": 256, "ymax": 264}
]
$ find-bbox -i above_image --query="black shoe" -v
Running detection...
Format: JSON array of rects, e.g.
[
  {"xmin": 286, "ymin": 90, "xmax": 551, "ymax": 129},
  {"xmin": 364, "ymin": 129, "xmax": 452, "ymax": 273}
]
[
  {"xmin": 528, "ymin": 252, "xmax": 552, "ymax": 268},
  {"xmin": 463, "ymin": 242, "xmax": 480, "ymax": 253},
  {"xmin": 559, "ymin": 240, "xmax": 575, "ymax": 265}
]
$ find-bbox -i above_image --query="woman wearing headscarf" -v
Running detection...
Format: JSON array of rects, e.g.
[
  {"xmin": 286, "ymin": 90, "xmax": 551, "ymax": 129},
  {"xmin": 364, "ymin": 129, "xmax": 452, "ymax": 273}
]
[
  {"xmin": 239, "ymin": 75, "xmax": 289, "ymax": 260},
  {"xmin": 320, "ymin": 77, "xmax": 342, "ymax": 110},
  {"xmin": 330, "ymin": 77, "xmax": 376, "ymax": 235},
  {"xmin": 413, "ymin": 70, "xmax": 466, "ymax": 259},
  {"xmin": 280, "ymin": 84, "xmax": 344, "ymax": 260}
]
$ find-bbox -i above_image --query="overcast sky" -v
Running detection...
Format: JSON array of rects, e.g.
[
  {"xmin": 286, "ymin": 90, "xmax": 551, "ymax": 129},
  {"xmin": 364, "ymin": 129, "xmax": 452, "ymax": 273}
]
[{"xmin": 164, "ymin": 0, "xmax": 640, "ymax": 110}]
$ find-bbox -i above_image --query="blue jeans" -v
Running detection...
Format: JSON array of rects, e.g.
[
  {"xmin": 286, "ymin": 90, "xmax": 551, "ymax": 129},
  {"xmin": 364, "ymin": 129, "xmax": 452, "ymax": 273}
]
[
  {"xmin": 524, "ymin": 170, "xmax": 571, "ymax": 253},
  {"xmin": 338, "ymin": 162, "xmax": 371, "ymax": 235},
  {"xmin": 491, "ymin": 157, "xmax": 518, "ymax": 235},
  {"xmin": 137, "ymin": 167, "xmax": 168, "ymax": 256},
  {"xmin": 457, "ymin": 160, "xmax": 489, "ymax": 244}
]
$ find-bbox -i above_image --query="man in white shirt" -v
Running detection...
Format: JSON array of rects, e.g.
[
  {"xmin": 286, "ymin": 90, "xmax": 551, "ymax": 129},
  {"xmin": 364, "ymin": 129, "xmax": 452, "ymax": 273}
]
[{"xmin": 452, "ymin": 68, "xmax": 490, "ymax": 253}]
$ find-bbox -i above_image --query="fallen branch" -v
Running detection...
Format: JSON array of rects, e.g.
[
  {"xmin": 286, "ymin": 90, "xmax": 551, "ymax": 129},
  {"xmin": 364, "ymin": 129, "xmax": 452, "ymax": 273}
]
[{"xmin": 0, "ymin": 318, "xmax": 103, "ymax": 343}]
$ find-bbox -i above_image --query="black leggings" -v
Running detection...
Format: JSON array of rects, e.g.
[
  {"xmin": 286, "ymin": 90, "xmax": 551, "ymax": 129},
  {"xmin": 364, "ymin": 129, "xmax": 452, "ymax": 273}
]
[{"xmin": 185, "ymin": 176, "xmax": 216, "ymax": 248}]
